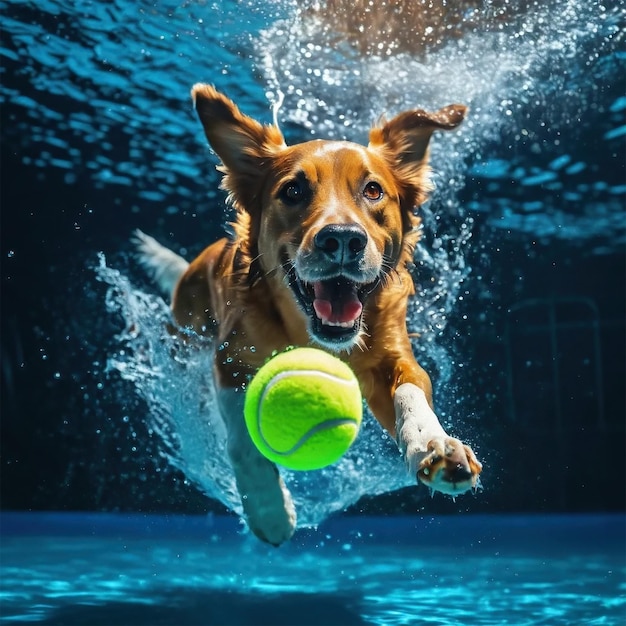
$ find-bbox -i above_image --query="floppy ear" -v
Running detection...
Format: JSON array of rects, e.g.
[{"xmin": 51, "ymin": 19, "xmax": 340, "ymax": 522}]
[
  {"xmin": 368, "ymin": 104, "xmax": 466, "ymax": 210},
  {"xmin": 191, "ymin": 84, "xmax": 286, "ymax": 211}
]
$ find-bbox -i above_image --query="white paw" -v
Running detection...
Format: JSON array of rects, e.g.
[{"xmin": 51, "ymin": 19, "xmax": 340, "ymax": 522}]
[
  {"xmin": 414, "ymin": 436, "xmax": 482, "ymax": 495},
  {"xmin": 241, "ymin": 472, "xmax": 297, "ymax": 546}
]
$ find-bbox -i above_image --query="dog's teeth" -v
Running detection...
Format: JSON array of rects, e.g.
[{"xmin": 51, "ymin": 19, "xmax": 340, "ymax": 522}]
[{"xmin": 320, "ymin": 319, "xmax": 353, "ymax": 328}]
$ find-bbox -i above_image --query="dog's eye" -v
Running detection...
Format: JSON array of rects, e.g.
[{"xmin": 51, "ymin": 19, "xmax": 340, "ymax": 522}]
[
  {"xmin": 363, "ymin": 181, "xmax": 383, "ymax": 201},
  {"xmin": 279, "ymin": 181, "xmax": 305, "ymax": 205}
]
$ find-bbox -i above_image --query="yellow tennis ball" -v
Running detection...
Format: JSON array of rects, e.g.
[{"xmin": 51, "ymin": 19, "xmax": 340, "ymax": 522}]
[{"xmin": 244, "ymin": 347, "xmax": 363, "ymax": 471}]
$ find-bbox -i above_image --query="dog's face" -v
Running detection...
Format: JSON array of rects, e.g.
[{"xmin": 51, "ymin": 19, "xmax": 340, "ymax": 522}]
[
  {"xmin": 258, "ymin": 140, "xmax": 404, "ymax": 349},
  {"xmin": 191, "ymin": 85, "xmax": 466, "ymax": 350}
]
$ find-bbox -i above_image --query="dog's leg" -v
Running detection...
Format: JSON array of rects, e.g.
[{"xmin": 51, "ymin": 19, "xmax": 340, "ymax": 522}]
[
  {"xmin": 394, "ymin": 383, "xmax": 482, "ymax": 495},
  {"xmin": 217, "ymin": 389, "xmax": 297, "ymax": 545}
]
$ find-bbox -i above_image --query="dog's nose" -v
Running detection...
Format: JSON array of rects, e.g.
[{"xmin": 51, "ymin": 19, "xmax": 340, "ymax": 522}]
[{"xmin": 314, "ymin": 224, "xmax": 367, "ymax": 262}]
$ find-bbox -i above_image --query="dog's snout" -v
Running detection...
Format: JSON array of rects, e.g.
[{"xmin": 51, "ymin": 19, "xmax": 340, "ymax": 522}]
[{"xmin": 314, "ymin": 224, "xmax": 367, "ymax": 262}]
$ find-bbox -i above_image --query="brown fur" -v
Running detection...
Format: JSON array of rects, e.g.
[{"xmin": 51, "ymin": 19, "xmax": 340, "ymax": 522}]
[
  {"xmin": 150, "ymin": 85, "xmax": 481, "ymax": 543},
  {"xmin": 176, "ymin": 85, "xmax": 466, "ymax": 429}
]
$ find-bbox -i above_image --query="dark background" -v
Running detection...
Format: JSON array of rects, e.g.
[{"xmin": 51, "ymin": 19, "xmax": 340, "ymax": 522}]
[
  {"xmin": 2, "ymin": 129, "xmax": 624, "ymax": 518},
  {"xmin": 1, "ymin": 2, "xmax": 625, "ymax": 518}
]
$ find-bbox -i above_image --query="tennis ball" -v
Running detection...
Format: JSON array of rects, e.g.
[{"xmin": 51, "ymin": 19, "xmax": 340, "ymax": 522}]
[{"xmin": 244, "ymin": 347, "xmax": 363, "ymax": 471}]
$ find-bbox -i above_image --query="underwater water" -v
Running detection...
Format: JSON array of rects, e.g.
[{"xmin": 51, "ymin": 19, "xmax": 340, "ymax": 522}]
[
  {"xmin": 4, "ymin": 0, "xmax": 624, "ymax": 525},
  {"xmin": 1, "ymin": 1, "xmax": 625, "ymax": 624},
  {"xmin": 2, "ymin": 0, "xmax": 623, "ymax": 247},
  {"xmin": 1, "ymin": 512, "xmax": 625, "ymax": 625}
]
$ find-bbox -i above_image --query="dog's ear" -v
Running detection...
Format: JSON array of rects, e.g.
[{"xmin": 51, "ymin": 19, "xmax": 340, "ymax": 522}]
[
  {"xmin": 368, "ymin": 105, "xmax": 466, "ymax": 209},
  {"xmin": 191, "ymin": 84, "xmax": 286, "ymax": 210}
]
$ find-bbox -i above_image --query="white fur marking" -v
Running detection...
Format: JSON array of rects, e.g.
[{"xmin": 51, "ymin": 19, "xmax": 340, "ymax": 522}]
[
  {"xmin": 133, "ymin": 229, "xmax": 189, "ymax": 299},
  {"xmin": 218, "ymin": 388, "xmax": 296, "ymax": 544},
  {"xmin": 394, "ymin": 382, "xmax": 447, "ymax": 476}
]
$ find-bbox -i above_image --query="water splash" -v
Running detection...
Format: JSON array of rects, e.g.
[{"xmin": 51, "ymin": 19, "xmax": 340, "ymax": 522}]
[
  {"xmin": 96, "ymin": 254, "xmax": 415, "ymax": 527},
  {"xmin": 3, "ymin": 0, "xmax": 622, "ymax": 521},
  {"xmin": 92, "ymin": 0, "xmax": 619, "ymax": 522},
  {"xmin": 1, "ymin": 0, "xmax": 622, "ymax": 246},
  {"xmin": 258, "ymin": 0, "xmax": 624, "ymax": 248}
]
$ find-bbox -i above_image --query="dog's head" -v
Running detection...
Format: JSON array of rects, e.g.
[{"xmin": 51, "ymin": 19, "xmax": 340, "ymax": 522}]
[{"xmin": 192, "ymin": 85, "xmax": 465, "ymax": 351}]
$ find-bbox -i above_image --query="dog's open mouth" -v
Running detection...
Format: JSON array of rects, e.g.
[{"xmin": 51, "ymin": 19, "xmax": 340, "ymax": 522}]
[{"xmin": 289, "ymin": 271, "xmax": 378, "ymax": 347}]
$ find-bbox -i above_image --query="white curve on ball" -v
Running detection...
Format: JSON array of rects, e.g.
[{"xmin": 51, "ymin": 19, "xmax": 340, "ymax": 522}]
[{"xmin": 257, "ymin": 370, "xmax": 361, "ymax": 456}]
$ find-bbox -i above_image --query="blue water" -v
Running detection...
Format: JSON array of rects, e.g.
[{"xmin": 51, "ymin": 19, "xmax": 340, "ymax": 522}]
[
  {"xmin": 1, "ymin": 513, "xmax": 624, "ymax": 625},
  {"xmin": 2, "ymin": 0, "xmax": 615, "ymax": 525},
  {"xmin": 2, "ymin": 0, "xmax": 624, "ymax": 248}
]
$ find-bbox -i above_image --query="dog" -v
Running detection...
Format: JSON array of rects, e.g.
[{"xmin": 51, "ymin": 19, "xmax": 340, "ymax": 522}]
[{"xmin": 135, "ymin": 85, "xmax": 482, "ymax": 545}]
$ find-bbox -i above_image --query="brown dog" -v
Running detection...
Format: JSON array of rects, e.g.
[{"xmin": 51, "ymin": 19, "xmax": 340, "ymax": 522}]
[{"xmin": 136, "ymin": 85, "xmax": 482, "ymax": 545}]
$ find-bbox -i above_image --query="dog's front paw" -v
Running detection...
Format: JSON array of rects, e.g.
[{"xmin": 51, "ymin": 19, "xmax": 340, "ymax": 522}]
[
  {"xmin": 415, "ymin": 437, "xmax": 482, "ymax": 495},
  {"xmin": 247, "ymin": 507, "xmax": 297, "ymax": 547},
  {"xmin": 240, "ymin": 473, "xmax": 297, "ymax": 547}
]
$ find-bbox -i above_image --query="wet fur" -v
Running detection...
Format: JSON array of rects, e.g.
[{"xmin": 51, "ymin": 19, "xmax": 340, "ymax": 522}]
[{"xmin": 137, "ymin": 85, "xmax": 482, "ymax": 544}]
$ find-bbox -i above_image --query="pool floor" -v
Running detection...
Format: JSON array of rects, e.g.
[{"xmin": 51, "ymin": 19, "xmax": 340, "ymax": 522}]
[{"xmin": 1, "ymin": 513, "xmax": 624, "ymax": 625}]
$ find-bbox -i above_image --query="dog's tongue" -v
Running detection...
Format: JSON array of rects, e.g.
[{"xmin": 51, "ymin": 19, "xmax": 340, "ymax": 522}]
[{"xmin": 312, "ymin": 280, "xmax": 362, "ymax": 325}]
